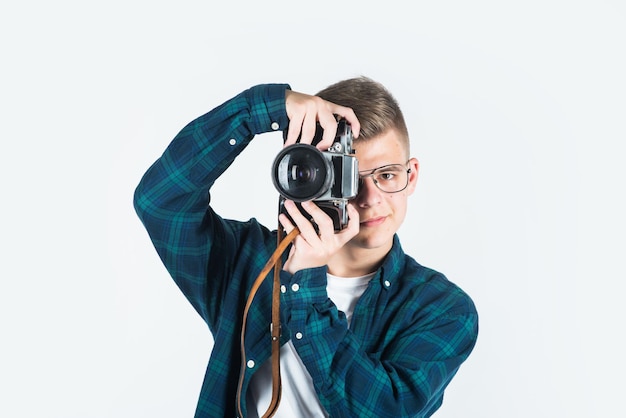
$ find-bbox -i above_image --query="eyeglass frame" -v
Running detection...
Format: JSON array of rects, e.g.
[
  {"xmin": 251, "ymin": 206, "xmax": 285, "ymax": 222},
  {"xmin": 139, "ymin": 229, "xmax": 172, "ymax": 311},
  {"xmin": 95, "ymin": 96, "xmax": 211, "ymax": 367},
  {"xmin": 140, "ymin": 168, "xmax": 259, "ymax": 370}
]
[{"xmin": 358, "ymin": 162, "xmax": 412, "ymax": 194}]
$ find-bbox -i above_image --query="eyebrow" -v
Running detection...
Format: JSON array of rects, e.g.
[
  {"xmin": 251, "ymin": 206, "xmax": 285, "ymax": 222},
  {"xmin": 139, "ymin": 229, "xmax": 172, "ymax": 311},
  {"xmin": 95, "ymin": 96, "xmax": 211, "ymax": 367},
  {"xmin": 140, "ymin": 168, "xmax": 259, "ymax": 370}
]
[{"xmin": 358, "ymin": 164, "xmax": 405, "ymax": 175}]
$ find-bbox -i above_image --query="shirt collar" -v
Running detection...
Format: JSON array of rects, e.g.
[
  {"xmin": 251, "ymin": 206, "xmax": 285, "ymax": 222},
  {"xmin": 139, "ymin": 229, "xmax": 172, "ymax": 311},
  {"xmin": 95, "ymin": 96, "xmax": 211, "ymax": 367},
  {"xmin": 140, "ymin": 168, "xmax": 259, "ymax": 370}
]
[{"xmin": 376, "ymin": 234, "xmax": 405, "ymax": 290}]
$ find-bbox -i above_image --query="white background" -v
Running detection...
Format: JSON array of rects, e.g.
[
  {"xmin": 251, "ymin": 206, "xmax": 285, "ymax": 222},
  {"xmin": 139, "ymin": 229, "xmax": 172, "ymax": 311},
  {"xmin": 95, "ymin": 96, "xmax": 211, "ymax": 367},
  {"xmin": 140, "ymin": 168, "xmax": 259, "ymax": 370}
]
[{"xmin": 1, "ymin": 1, "xmax": 625, "ymax": 417}]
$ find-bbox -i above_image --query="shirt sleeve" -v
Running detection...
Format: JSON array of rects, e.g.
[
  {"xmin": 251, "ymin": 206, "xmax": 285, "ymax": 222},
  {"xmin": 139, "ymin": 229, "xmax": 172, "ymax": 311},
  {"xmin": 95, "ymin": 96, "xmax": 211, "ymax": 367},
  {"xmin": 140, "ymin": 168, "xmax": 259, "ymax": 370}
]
[
  {"xmin": 133, "ymin": 83, "xmax": 290, "ymax": 326},
  {"xmin": 279, "ymin": 265, "xmax": 479, "ymax": 417}
]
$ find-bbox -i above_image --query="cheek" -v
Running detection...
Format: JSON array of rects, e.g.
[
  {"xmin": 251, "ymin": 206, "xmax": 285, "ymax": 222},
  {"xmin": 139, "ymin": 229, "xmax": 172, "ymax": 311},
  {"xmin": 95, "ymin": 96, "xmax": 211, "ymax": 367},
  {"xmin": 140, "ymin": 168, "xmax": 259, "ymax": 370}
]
[
  {"xmin": 387, "ymin": 192, "xmax": 404, "ymax": 202},
  {"xmin": 388, "ymin": 194, "xmax": 409, "ymax": 216}
]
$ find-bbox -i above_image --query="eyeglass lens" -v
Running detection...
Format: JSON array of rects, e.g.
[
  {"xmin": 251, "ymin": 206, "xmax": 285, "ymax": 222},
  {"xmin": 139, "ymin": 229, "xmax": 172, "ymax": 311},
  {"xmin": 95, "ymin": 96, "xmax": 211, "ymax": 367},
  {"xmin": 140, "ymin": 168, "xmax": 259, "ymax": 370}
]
[{"xmin": 359, "ymin": 164, "xmax": 409, "ymax": 193}]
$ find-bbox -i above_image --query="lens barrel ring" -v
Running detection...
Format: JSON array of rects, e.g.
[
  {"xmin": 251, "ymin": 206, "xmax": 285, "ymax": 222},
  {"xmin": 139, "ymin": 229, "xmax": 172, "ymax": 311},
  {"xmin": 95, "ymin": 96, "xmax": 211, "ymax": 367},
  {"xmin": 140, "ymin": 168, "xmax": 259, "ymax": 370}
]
[{"xmin": 271, "ymin": 144, "xmax": 334, "ymax": 202}]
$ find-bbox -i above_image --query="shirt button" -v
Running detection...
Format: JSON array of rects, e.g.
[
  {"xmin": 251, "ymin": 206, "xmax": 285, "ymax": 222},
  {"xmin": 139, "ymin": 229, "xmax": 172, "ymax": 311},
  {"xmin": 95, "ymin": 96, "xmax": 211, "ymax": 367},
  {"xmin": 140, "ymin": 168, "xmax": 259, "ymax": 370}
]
[
  {"xmin": 247, "ymin": 360, "xmax": 255, "ymax": 368},
  {"xmin": 271, "ymin": 122, "xmax": 280, "ymax": 130},
  {"xmin": 291, "ymin": 283, "xmax": 300, "ymax": 292},
  {"xmin": 229, "ymin": 138, "xmax": 236, "ymax": 146},
  {"xmin": 384, "ymin": 280, "xmax": 391, "ymax": 288},
  {"xmin": 295, "ymin": 332, "xmax": 303, "ymax": 340},
  {"xmin": 280, "ymin": 285, "xmax": 286, "ymax": 294}
]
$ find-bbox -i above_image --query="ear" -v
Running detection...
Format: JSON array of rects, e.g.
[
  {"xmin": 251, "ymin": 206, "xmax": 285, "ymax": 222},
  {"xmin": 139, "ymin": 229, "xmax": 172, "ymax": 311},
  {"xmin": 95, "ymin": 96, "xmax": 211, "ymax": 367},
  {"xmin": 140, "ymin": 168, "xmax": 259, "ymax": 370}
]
[{"xmin": 406, "ymin": 157, "xmax": 419, "ymax": 195}]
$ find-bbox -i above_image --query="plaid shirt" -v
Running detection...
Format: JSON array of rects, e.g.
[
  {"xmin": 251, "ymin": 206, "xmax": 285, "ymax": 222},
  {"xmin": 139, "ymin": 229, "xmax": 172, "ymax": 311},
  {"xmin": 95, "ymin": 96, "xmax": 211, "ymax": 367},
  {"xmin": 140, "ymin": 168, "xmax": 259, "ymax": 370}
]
[{"xmin": 134, "ymin": 84, "xmax": 479, "ymax": 417}]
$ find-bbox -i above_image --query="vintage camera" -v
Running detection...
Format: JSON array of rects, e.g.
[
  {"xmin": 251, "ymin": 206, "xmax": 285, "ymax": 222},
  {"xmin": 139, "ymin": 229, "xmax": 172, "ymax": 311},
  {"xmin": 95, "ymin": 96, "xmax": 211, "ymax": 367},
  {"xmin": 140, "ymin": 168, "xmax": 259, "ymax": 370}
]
[{"xmin": 271, "ymin": 119, "xmax": 359, "ymax": 231}]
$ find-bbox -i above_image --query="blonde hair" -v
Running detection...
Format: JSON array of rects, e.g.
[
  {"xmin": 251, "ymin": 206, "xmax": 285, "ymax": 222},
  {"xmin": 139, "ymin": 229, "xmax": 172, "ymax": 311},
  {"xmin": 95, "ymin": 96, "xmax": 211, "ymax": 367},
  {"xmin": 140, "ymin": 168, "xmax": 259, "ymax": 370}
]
[{"xmin": 316, "ymin": 76, "xmax": 410, "ymax": 155}]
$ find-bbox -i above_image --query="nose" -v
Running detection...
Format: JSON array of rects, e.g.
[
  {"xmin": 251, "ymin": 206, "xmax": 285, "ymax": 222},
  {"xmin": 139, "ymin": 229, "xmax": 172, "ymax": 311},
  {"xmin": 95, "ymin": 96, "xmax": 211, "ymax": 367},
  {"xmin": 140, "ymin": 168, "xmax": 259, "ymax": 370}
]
[{"xmin": 356, "ymin": 176, "xmax": 382, "ymax": 207}]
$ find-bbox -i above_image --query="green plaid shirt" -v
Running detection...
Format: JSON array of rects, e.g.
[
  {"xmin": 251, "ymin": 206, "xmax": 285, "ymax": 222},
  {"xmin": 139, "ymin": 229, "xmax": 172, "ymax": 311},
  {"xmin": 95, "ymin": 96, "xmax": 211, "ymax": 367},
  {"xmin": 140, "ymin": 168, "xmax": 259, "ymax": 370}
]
[{"xmin": 134, "ymin": 84, "xmax": 478, "ymax": 417}]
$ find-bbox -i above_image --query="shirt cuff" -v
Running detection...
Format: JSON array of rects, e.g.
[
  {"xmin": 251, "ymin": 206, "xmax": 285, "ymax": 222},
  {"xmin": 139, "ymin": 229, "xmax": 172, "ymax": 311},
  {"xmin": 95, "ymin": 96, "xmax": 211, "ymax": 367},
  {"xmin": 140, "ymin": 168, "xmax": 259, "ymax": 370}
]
[
  {"xmin": 280, "ymin": 266, "xmax": 328, "ymax": 307},
  {"xmin": 244, "ymin": 83, "xmax": 291, "ymax": 135}
]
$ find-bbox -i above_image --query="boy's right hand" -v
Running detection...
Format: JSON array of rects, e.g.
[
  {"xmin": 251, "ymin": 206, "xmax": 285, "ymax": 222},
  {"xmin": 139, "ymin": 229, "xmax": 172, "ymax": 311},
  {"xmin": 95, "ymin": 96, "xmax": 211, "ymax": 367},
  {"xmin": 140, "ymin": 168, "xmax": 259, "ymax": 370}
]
[{"xmin": 284, "ymin": 90, "xmax": 360, "ymax": 151}]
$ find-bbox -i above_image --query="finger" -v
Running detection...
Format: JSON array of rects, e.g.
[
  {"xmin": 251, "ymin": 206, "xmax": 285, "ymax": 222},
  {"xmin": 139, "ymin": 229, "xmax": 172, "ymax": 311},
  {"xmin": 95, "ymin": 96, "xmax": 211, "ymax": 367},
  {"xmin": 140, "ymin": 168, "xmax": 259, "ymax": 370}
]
[
  {"xmin": 330, "ymin": 106, "xmax": 360, "ymax": 139},
  {"xmin": 284, "ymin": 113, "xmax": 304, "ymax": 146},
  {"xmin": 316, "ymin": 112, "xmax": 339, "ymax": 150},
  {"xmin": 336, "ymin": 203, "xmax": 360, "ymax": 243},
  {"xmin": 299, "ymin": 111, "xmax": 318, "ymax": 145},
  {"xmin": 284, "ymin": 90, "xmax": 303, "ymax": 146},
  {"xmin": 346, "ymin": 201, "xmax": 359, "ymax": 223},
  {"xmin": 278, "ymin": 212, "xmax": 295, "ymax": 233},
  {"xmin": 283, "ymin": 200, "xmax": 318, "ymax": 240},
  {"xmin": 300, "ymin": 201, "xmax": 335, "ymax": 237}
]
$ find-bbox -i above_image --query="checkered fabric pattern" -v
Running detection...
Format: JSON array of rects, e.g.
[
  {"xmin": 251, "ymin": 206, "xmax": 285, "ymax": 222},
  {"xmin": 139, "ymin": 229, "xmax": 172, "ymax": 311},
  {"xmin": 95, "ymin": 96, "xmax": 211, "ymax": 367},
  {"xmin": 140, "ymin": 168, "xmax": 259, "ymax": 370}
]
[{"xmin": 134, "ymin": 84, "xmax": 478, "ymax": 417}]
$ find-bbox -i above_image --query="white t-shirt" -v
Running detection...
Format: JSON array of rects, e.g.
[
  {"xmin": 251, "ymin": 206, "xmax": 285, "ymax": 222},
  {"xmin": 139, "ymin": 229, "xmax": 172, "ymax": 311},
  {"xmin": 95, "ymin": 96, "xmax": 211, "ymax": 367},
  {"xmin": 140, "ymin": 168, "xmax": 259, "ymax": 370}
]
[{"xmin": 249, "ymin": 272, "xmax": 374, "ymax": 417}]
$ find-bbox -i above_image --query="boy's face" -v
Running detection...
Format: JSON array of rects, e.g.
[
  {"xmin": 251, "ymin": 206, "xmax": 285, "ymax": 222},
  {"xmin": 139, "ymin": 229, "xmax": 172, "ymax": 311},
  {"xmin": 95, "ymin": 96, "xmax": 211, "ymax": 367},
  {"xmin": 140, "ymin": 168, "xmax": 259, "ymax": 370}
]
[{"xmin": 348, "ymin": 130, "xmax": 419, "ymax": 251}]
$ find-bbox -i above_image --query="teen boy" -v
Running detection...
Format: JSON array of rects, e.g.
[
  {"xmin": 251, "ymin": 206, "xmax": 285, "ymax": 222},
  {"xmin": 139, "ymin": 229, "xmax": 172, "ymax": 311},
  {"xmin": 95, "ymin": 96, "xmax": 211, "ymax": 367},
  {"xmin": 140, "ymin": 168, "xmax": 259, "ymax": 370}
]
[{"xmin": 134, "ymin": 77, "xmax": 478, "ymax": 417}]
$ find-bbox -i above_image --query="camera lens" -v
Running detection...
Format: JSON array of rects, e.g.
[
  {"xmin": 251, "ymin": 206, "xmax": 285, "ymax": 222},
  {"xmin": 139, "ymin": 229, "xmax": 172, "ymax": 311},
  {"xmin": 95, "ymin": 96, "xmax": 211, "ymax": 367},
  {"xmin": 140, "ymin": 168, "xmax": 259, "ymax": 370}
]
[{"xmin": 272, "ymin": 144, "xmax": 333, "ymax": 201}]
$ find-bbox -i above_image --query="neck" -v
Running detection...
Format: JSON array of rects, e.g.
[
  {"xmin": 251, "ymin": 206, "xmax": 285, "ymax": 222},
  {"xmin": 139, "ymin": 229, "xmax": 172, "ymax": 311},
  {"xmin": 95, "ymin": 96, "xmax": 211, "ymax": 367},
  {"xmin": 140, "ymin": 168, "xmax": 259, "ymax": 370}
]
[{"xmin": 326, "ymin": 242, "xmax": 391, "ymax": 277}]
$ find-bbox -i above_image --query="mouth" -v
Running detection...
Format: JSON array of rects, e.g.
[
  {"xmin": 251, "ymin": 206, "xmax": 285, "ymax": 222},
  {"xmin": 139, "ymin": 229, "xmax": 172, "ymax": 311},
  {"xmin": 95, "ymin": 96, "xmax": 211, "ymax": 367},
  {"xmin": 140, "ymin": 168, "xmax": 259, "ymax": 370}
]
[{"xmin": 360, "ymin": 216, "xmax": 386, "ymax": 228}]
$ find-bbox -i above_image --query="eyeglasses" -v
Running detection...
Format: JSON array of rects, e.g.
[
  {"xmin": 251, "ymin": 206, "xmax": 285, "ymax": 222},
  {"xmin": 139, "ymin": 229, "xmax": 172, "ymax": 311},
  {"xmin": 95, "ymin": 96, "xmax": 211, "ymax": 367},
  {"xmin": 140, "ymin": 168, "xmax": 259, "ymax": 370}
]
[{"xmin": 358, "ymin": 163, "xmax": 412, "ymax": 193}]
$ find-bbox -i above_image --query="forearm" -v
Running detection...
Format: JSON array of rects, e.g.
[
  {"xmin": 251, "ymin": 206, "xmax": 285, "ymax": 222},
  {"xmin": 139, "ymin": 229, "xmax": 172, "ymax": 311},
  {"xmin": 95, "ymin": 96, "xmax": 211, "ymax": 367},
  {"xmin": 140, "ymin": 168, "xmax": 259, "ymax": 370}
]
[
  {"xmin": 135, "ymin": 83, "xmax": 289, "ymax": 211},
  {"xmin": 133, "ymin": 83, "xmax": 290, "ymax": 320}
]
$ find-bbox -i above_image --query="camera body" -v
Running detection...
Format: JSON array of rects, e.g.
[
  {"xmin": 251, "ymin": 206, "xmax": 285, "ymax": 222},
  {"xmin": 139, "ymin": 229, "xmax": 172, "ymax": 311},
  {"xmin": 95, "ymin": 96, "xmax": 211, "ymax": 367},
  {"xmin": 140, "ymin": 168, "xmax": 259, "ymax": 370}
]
[{"xmin": 272, "ymin": 119, "xmax": 358, "ymax": 231}]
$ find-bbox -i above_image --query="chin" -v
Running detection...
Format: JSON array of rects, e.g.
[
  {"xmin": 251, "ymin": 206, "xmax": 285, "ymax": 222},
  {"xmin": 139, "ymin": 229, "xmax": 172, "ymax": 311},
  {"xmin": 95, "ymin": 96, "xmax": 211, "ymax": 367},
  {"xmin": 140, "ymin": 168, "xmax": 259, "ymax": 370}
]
[{"xmin": 351, "ymin": 231, "xmax": 394, "ymax": 251}]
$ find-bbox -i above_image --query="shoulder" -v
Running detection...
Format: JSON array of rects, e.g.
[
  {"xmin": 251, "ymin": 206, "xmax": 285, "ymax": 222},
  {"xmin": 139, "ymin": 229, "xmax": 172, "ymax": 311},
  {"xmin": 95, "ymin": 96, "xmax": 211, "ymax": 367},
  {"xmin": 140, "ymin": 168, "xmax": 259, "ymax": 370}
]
[
  {"xmin": 385, "ymin": 238, "xmax": 477, "ymax": 320},
  {"xmin": 403, "ymin": 255, "xmax": 476, "ymax": 316}
]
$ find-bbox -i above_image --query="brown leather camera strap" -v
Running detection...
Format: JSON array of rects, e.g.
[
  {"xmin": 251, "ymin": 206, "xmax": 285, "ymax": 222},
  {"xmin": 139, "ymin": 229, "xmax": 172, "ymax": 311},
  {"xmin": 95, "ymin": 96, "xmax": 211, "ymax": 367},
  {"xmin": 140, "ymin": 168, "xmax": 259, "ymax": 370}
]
[{"xmin": 236, "ymin": 226, "xmax": 299, "ymax": 418}]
